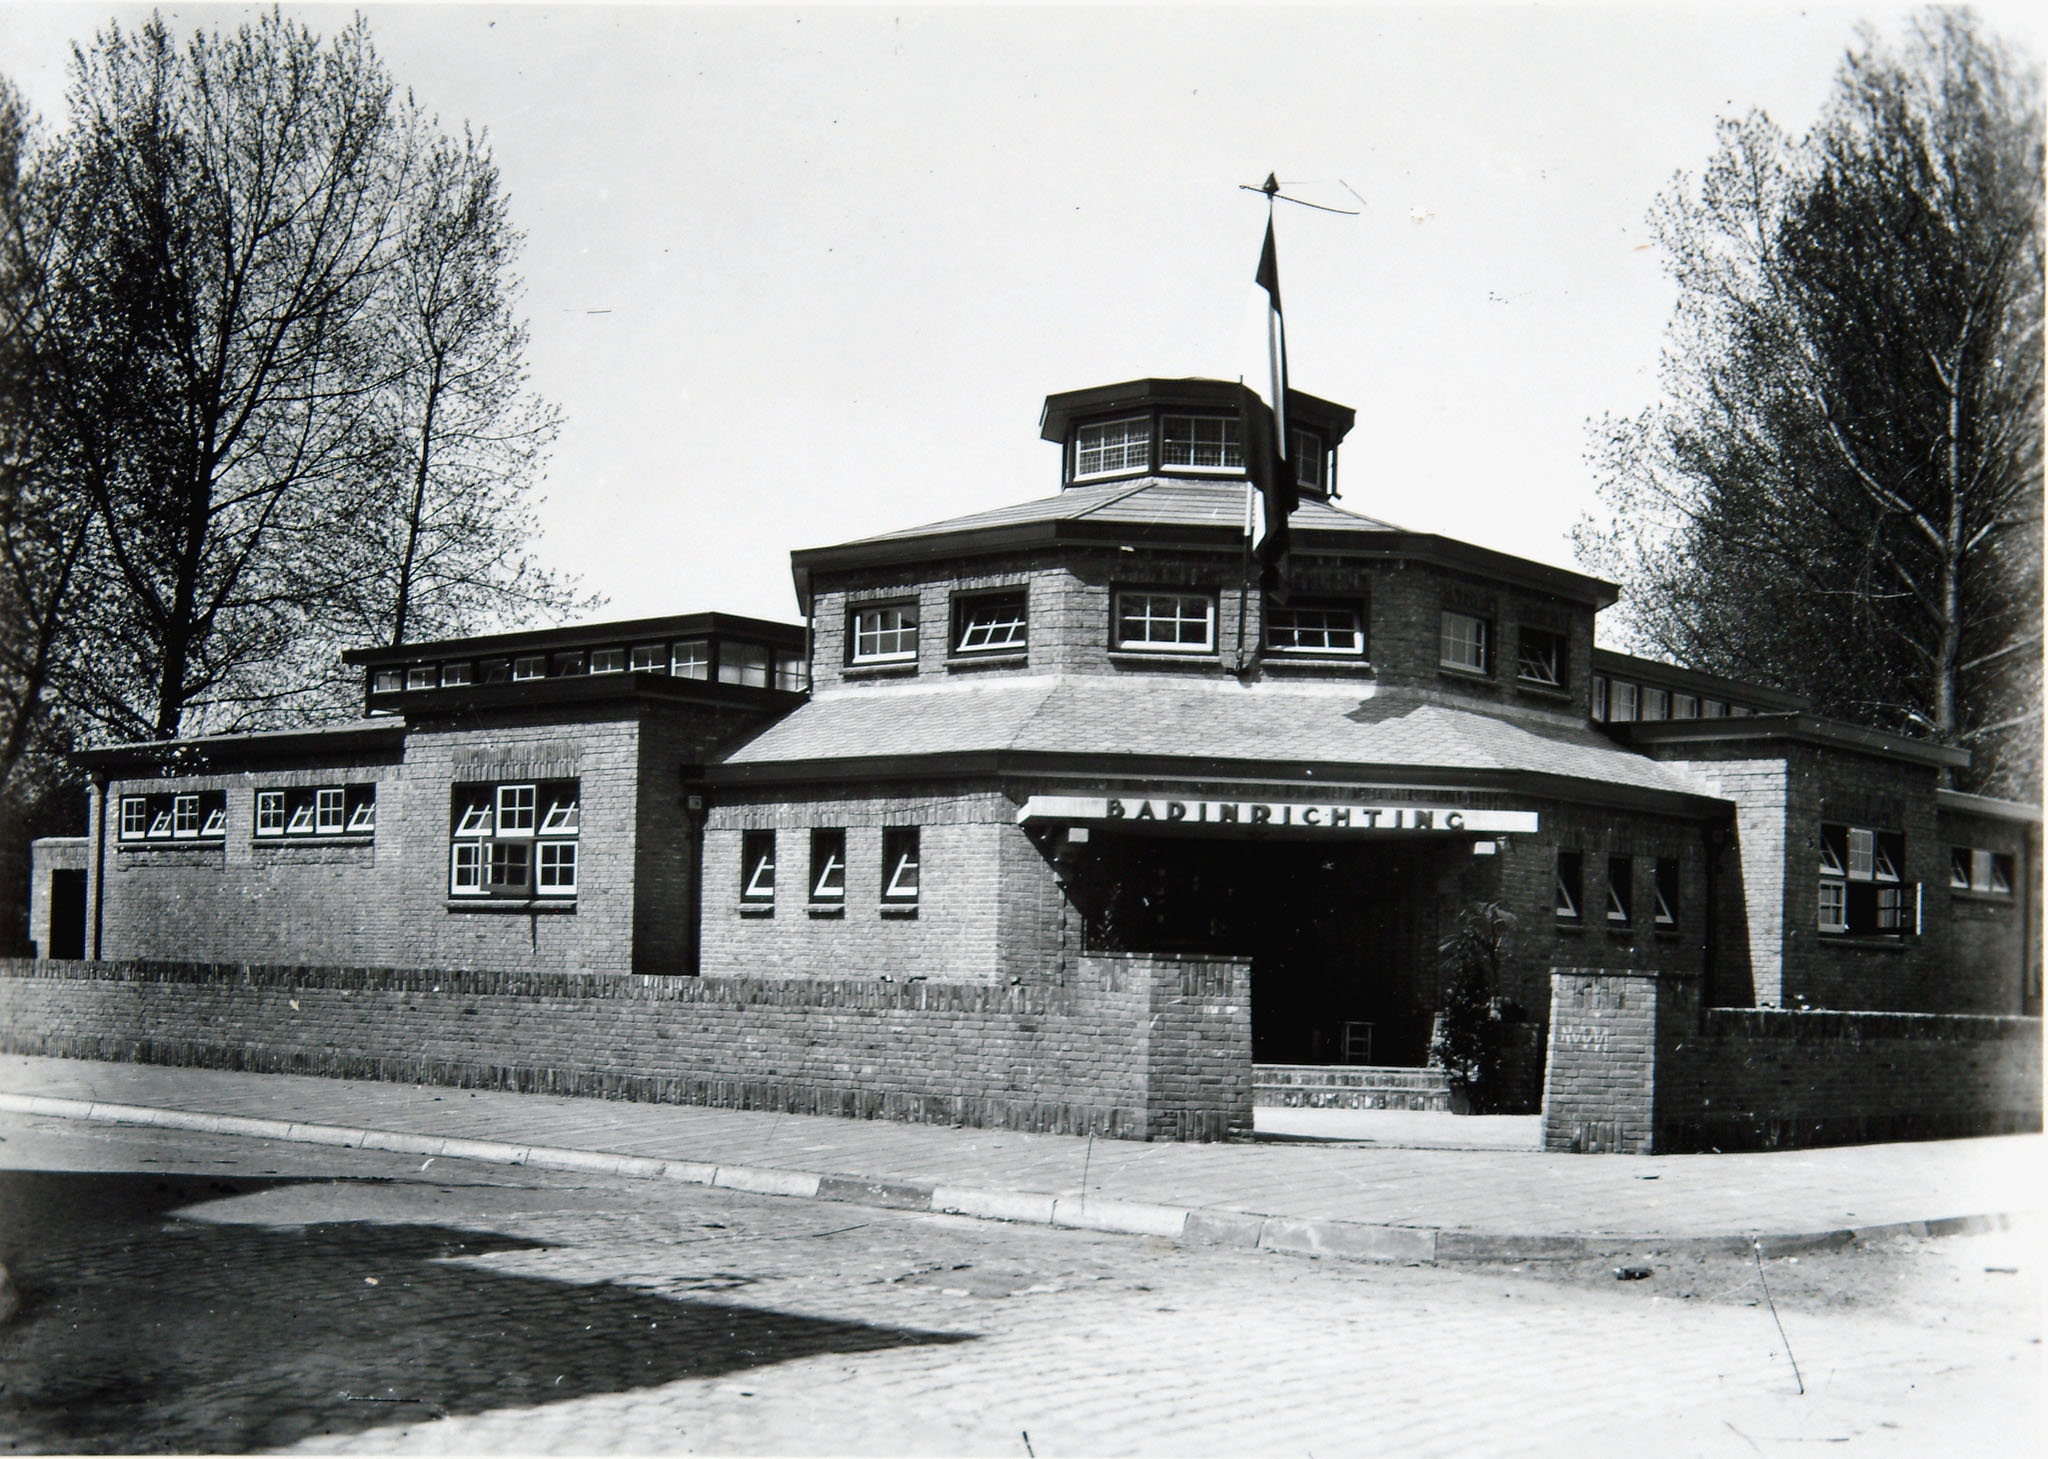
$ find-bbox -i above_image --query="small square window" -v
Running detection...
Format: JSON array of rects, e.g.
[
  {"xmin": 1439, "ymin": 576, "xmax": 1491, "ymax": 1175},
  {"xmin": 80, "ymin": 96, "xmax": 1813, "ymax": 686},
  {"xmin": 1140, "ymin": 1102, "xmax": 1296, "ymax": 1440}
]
[
  {"xmin": 454, "ymin": 796, "xmax": 491, "ymax": 837},
  {"xmin": 741, "ymin": 830, "xmax": 776, "ymax": 903},
  {"xmin": 1672, "ymin": 693, "xmax": 1700, "ymax": 719},
  {"xmin": 511, "ymin": 656, "xmax": 545, "ymax": 681},
  {"xmin": 1610, "ymin": 681, "xmax": 1640, "ymax": 722},
  {"xmin": 1115, "ymin": 591, "xmax": 1215, "ymax": 653},
  {"xmin": 451, "ymin": 841, "xmax": 483, "ymax": 893},
  {"xmin": 539, "ymin": 788, "xmax": 580, "ymax": 835},
  {"xmin": 315, "ymin": 788, "xmax": 345, "ymax": 834},
  {"xmin": 487, "ymin": 841, "xmax": 532, "ymax": 896},
  {"xmin": 346, "ymin": 791, "xmax": 376, "ymax": 834},
  {"xmin": 882, "ymin": 827, "xmax": 920, "ymax": 904},
  {"xmin": 954, "ymin": 591, "xmax": 1029, "ymax": 654},
  {"xmin": 810, "ymin": 828, "xmax": 847, "ymax": 903},
  {"xmin": 480, "ymin": 658, "xmax": 511, "ymax": 684},
  {"xmin": 537, "ymin": 841, "xmax": 577, "ymax": 895},
  {"xmin": 1703, "ymin": 699, "xmax": 1727, "ymax": 717},
  {"xmin": 440, "ymin": 661, "xmax": 474, "ymax": 687},
  {"xmin": 1819, "ymin": 879, "xmax": 1848, "ymax": 933},
  {"xmin": 372, "ymin": 669, "xmax": 404, "ymax": 694},
  {"xmin": 852, "ymin": 604, "xmax": 919, "ymax": 663},
  {"xmin": 255, "ymin": 791, "xmax": 285, "ymax": 837},
  {"xmin": 774, "ymin": 651, "xmax": 809, "ymax": 691},
  {"xmin": 286, "ymin": 799, "xmax": 315, "ymax": 834},
  {"xmin": 589, "ymin": 648, "xmax": 625, "ymax": 674},
  {"xmin": 1555, "ymin": 851, "xmax": 1583, "ymax": 921},
  {"xmin": 406, "ymin": 665, "xmax": 438, "ymax": 690},
  {"xmin": 496, "ymin": 784, "xmax": 536, "ymax": 835},
  {"xmin": 1640, "ymin": 686, "xmax": 1669, "ymax": 721},
  {"xmin": 173, "ymin": 795, "xmax": 201, "ymax": 838},
  {"xmin": 552, "ymin": 651, "xmax": 586, "ymax": 677},
  {"xmin": 121, "ymin": 797, "xmax": 149, "ymax": 839},
  {"xmin": 631, "ymin": 644, "xmax": 667, "ymax": 673},
  {"xmin": 1516, "ymin": 627, "xmax": 1565, "ymax": 687},
  {"xmin": 672, "ymin": 640, "xmax": 711, "ymax": 680},
  {"xmin": 1440, "ymin": 611, "xmax": 1490, "ymax": 675}
]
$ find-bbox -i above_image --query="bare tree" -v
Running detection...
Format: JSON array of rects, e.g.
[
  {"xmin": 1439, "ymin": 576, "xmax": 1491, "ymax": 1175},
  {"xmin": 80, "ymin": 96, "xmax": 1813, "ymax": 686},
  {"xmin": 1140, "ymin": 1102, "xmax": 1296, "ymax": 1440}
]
[{"xmin": 1578, "ymin": 10, "xmax": 2043, "ymax": 797}]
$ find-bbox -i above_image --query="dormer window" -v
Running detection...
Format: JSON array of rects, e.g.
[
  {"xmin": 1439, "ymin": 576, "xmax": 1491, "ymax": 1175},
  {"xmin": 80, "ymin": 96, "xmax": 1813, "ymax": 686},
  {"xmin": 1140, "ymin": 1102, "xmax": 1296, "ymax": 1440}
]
[
  {"xmin": 1073, "ymin": 416, "xmax": 1151, "ymax": 480},
  {"xmin": 851, "ymin": 601, "xmax": 919, "ymax": 664},
  {"xmin": 1293, "ymin": 430, "xmax": 1325, "ymax": 490},
  {"xmin": 1160, "ymin": 415, "xmax": 1242, "ymax": 471}
]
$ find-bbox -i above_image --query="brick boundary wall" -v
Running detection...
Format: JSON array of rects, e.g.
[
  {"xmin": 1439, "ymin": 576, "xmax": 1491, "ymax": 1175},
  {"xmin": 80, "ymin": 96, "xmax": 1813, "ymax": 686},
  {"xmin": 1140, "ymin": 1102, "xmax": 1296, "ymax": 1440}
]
[
  {"xmin": 1542, "ymin": 967, "xmax": 2042, "ymax": 1154},
  {"xmin": 0, "ymin": 954, "xmax": 1251, "ymax": 1142}
]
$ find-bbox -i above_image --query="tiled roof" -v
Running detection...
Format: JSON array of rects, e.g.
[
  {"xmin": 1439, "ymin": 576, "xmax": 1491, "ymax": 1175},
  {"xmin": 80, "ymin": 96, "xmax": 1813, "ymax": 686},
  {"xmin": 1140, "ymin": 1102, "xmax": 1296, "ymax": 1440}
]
[
  {"xmin": 718, "ymin": 675, "xmax": 1714, "ymax": 799},
  {"xmin": 836, "ymin": 479, "xmax": 1402, "ymax": 547}
]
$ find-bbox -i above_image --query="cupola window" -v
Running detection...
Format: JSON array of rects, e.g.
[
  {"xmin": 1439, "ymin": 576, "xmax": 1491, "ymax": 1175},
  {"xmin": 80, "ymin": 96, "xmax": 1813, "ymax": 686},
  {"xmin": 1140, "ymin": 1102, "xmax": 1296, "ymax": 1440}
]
[
  {"xmin": 1073, "ymin": 416, "xmax": 1152, "ymax": 479},
  {"xmin": 1160, "ymin": 415, "xmax": 1242, "ymax": 471}
]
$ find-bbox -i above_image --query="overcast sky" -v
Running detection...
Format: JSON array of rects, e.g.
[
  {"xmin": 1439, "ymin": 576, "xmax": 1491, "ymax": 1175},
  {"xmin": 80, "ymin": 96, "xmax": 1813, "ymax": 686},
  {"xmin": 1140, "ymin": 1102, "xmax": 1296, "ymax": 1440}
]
[{"xmin": 5, "ymin": 2, "xmax": 2026, "ymax": 633}]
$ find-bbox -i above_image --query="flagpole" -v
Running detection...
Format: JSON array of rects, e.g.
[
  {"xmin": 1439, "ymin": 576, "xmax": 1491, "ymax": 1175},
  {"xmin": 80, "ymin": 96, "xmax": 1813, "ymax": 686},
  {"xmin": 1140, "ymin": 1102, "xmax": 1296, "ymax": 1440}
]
[{"xmin": 1235, "ymin": 187, "xmax": 1278, "ymax": 679}]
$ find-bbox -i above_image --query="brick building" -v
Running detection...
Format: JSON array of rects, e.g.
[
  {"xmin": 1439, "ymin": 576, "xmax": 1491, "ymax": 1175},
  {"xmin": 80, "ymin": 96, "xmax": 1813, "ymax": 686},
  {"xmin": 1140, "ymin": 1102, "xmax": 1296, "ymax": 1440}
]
[{"xmin": 29, "ymin": 377, "xmax": 2039, "ymax": 1135}]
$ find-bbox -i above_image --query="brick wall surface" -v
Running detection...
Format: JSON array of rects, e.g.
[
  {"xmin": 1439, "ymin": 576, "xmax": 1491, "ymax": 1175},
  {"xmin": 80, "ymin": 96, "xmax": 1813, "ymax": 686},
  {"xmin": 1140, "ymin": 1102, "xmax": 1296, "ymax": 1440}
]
[
  {"xmin": 701, "ymin": 784, "xmax": 1013, "ymax": 982},
  {"xmin": 1541, "ymin": 966, "xmax": 2042, "ymax": 1154},
  {"xmin": 1932, "ymin": 804, "xmax": 2034, "ymax": 1016},
  {"xmin": 0, "ymin": 952, "xmax": 1252, "ymax": 1141}
]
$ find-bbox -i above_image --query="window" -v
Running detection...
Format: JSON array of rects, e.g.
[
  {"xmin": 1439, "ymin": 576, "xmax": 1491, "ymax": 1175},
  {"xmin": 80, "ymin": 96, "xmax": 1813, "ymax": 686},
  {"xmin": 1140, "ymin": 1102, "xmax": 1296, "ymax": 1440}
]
[
  {"xmin": 1555, "ymin": 851, "xmax": 1583, "ymax": 922},
  {"xmin": 480, "ymin": 658, "xmax": 511, "ymax": 684},
  {"xmin": 1672, "ymin": 693, "xmax": 1700, "ymax": 719},
  {"xmin": 1640, "ymin": 686, "xmax": 1669, "ymax": 721},
  {"xmin": 1954, "ymin": 846, "xmax": 2015, "ymax": 897},
  {"xmin": 315, "ymin": 788, "xmax": 346, "ymax": 834},
  {"xmin": 1439, "ymin": 611, "xmax": 1490, "ymax": 675},
  {"xmin": 741, "ymin": 830, "xmax": 776, "ymax": 904},
  {"xmin": 1607, "ymin": 856, "xmax": 1633, "ymax": 925},
  {"xmin": 116, "ymin": 790, "xmax": 227, "ymax": 843},
  {"xmin": 1654, "ymin": 858, "xmax": 1678, "ymax": 926},
  {"xmin": 552, "ymin": 650, "xmax": 586, "ymax": 676},
  {"xmin": 1703, "ymin": 699, "xmax": 1727, "ymax": 718},
  {"xmin": 1516, "ymin": 627, "xmax": 1565, "ymax": 687},
  {"xmin": 810, "ymin": 829, "xmax": 846, "ymax": 905},
  {"xmin": 1266, "ymin": 601, "xmax": 1364, "ymax": 656},
  {"xmin": 590, "ymin": 648, "xmax": 625, "ymax": 675},
  {"xmin": 851, "ymin": 603, "xmax": 919, "ymax": 663},
  {"xmin": 672, "ymin": 640, "xmax": 710, "ymax": 679},
  {"xmin": 1610, "ymin": 680, "xmax": 1640, "ymax": 722},
  {"xmin": 882, "ymin": 827, "xmax": 920, "ymax": 906},
  {"xmin": 1591, "ymin": 674, "xmax": 1609, "ymax": 722},
  {"xmin": 1160, "ymin": 414, "xmax": 1242, "ymax": 470},
  {"xmin": 1115, "ymin": 591, "xmax": 1215, "ymax": 652},
  {"xmin": 1293, "ymin": 430, "xmax": 1324, "ymax": 491},
  {"xmin": 255, "ymin": 791, "xmax": 285, "ymax": 836},
  {"xmin": 1819, "ymin": 822, "xmax": 1910, "ymax": 937},
  {"xmin": 631, "ymin": 643, "xmax": 667, "ymax": 673},
  {"xmin": 1073, "ymin": 416, "xmax": 1151, "ymax": 479},
  {"xmin": 953, "ymin": 591, "xmax": 1029, "ymax": 655},
  {"xmin": 441, "ymin": 661, "xmax": 474, "ymax": 687},
  {"xmin": 719, "ymin": 640, "xmax": 771, "ymax": 687},
  {"xmin": 449, "ymin": 780, "xmax": 579, "ymax": 900},
  {"xmin": 774, "ymin": 651, "xmax": 809, "ymax": 691},
  {"xmin": 511, "ymin": 655, "xmax": 545, "ymax": 681},
  {"xmin": 406, "ymin": 665, "xmax": 437, "ymax": 690}
]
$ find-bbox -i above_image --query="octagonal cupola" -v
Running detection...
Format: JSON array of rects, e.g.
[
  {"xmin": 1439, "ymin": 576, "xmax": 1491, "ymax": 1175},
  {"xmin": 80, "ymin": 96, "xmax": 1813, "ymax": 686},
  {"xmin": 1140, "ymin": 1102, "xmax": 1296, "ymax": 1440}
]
[{"xmin": 1038, "ymin": 378, "xmax": 1356, "ymax": 497}]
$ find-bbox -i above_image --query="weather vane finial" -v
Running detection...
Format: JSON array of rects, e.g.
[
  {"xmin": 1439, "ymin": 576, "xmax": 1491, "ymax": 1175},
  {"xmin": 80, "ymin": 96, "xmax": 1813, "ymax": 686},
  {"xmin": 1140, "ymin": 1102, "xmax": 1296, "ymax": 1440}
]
[{"xmin": 1238, "ymin": 175, "xmax": 1362, "ymax": 216}]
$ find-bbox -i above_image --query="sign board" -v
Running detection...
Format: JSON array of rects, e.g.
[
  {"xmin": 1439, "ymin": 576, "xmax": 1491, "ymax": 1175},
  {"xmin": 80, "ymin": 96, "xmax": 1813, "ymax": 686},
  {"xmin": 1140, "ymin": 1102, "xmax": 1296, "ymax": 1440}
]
[{"xmin": 1016, "ymin": 795, "xmax": 1538, "ymax": 834}]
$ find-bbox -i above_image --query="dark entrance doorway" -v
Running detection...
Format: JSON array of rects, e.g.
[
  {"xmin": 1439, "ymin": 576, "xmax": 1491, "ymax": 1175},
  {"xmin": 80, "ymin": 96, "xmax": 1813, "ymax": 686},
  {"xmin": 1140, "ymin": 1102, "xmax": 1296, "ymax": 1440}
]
[
  {"xmin": 1070, "ymin": 832, "xmax": 1451, "ymax": 1065},
  {"xmin": 47, "ymin": 869, "xmax": 87, "ymax": 960}
]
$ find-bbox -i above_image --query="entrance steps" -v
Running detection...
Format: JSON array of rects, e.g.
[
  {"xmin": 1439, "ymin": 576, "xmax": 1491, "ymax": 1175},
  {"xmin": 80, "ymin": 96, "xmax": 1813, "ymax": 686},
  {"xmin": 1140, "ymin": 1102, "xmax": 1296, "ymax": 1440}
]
[{"xmin": 1254, "ymin": 1063, "xmax": 1453, "ymax": 1112}]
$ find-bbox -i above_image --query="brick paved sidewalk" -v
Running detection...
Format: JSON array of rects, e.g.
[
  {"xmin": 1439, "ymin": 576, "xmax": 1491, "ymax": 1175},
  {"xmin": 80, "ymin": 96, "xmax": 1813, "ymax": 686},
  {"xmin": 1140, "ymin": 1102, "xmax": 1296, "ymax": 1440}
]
[{"xmin": 1, "ymin": 1054, "xmax": 2037, "ymax": 1247}]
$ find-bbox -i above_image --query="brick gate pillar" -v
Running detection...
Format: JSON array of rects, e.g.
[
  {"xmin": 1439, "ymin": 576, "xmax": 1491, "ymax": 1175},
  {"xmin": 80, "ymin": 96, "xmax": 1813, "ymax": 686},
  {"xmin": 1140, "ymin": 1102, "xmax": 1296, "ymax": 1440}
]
[{"xmin": 1541, "ymin": 967, "xmax": 1700, "ymax": 1154}]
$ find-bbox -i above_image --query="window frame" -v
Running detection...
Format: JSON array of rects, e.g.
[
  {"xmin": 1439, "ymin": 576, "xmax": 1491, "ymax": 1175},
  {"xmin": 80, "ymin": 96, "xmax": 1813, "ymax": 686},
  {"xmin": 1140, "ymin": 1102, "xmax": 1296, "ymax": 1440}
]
[
  {"xmin": 849, "ymin": 600, "xmax": 920, "ymax": 665},
  {"xmin": 881, "ymin": 826, "xmax": 921, "ymax": 906},
  {"xmin": 951, "ymin": 589, "xmax": 1030, "ymax": 657},
  {"xmin": 1555, "ymin": 851, "xmax": 1583, "ymax": 923},
  {"xmin": 1158, "ymin": 413, "xmax": 1243, "ymax": 473},
  {"xmin": 1819, "ymin": 821, "xmax": 1911, "ymax": 938},
  {"xmin": 809, "ymin": 828, "xmax": 847, "ymax": 905},
  {"xmin": 1265, "ymin": 598, "xmax": 1366, "ymax": 657},
  {"xmin": 1653, "ymin": 857, "xmax": 1679, "ymax": 927},
  {"xmin": 1606, "ymin": 856, "xmax": 1633, "ymax": 925},
  {"xmin": 1071, "ymin": 414, "xmax": 1154, "ymax": 481},
  {"xmin": 116, "ymin": 790, "xmax": 228, "ymax": 844},
  {"xmin": 1112, "ymin": 589, "xmax": 1217, "ymax": 655},
  {"xmin": 1439, "ymin": 610, "xmax": 1491, "ymax": 676},
  {"xmin": 1515, "ymin": 626, "xmax": 1566, "ymax": 688},
  {"xmin": 740, "ymin": 829, "xmax": 777, "ymax": 905},
  {"xmin": 449, "ymin": 779, "xmax": 580, "ymax": 902}
]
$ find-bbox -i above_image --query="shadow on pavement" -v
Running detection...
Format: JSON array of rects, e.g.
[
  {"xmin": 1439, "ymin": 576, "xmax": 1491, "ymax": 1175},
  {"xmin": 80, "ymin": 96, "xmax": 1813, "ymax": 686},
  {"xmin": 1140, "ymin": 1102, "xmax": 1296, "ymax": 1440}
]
[{"xmin": 0, "ymin": 1170, "xmax": 972, "ymax": 1454}]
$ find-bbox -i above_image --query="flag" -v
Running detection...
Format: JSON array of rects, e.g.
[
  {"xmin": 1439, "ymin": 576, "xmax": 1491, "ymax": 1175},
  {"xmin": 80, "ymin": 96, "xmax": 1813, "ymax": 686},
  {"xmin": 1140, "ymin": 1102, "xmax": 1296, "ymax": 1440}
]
[{"xmin": 1239, "ymin": 217, "xmax": 1295, "ymax": 598}]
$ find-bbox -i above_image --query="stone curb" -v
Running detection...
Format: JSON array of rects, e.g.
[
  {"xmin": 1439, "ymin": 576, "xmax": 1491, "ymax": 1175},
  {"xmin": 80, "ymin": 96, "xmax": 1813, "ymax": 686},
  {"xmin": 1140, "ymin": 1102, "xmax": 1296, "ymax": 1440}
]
[{"xmin": 0, "ymin": 1093, "xmax": 2018, "ymax": 1265}]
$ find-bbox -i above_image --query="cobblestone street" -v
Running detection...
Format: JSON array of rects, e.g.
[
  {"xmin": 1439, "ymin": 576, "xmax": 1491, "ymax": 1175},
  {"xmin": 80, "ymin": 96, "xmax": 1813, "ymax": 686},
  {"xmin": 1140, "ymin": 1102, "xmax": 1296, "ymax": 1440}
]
[{"xmin": 0, "ymin": 1112, "xmax": 2037, "ymax": 1456}]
